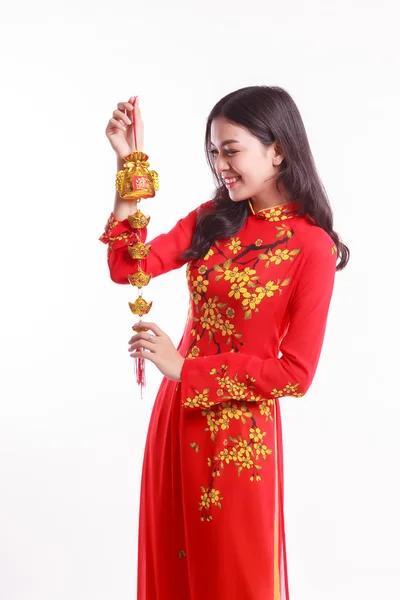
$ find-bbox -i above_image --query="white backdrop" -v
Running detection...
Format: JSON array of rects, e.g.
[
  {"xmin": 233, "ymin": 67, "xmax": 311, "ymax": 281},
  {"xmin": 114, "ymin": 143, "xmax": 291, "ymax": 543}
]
[{"xmin": 1, "ymin": 0, "xmax": 399, "ymax": 598}]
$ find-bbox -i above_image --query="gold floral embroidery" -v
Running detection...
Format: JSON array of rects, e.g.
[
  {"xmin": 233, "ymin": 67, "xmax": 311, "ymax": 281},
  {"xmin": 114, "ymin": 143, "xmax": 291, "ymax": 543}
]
[
  {"xmin": 188, "ymin": 367, "xmax": 304, "ymax": 521},
  {"xmin": 259, "ymin": 207, "xmax": 291, "ymax": 221},
  {"xmin": 198, "ymin": 400, "xmax": 271, "ymax": 522},
  {"xmin": 259, "ymin": 400, "xmax": 275, "ymax": 420},
  {"xmin": 208, "ymin": 364, "xmax": 259, "ymax": 404},
  {"xmin": 183, "ymin": 203, "xmax": 306, "ymax": 520},
  {"xmin": 186, "ymin": 242, "xmax": 302, "ymax": 357},
  {"xmin": 226, "ymin": 237, "xmax": 242, "ymax": 254},
  {"xmin": 187, "ymin": 345, "xmax": 200, "ymax": 359},
  {"xmin": 228, "ymin": 280, "xmax": 248, "ymax": 300},
  {"xmin": 192, "ymin": 275, "xmax": 209, "ymax": 294},
  {"xmin": 199, "ymin": 486, "xmax": 223, "ymax": 522},
  {"xmin": 183, "ymin": 388, "xmax": 213, "ymax": 409},
  {"xmin": 98, "ymin": 215, "xmax": 141, "ymax": 250},
  {"xmin": 185, "ymin": 216, "xmax": 303, "ymax": 357},
  {"xmin": 99, "ymin": 229, "xmax": 139, "ymax": 249},
  {"xmin": 257, "ymin": 247, "xmax": 301, "ymax": 269},
  {"xmin": 188, "ymin": 292, "xmax": 244, "ymax": 353},
  {"xmin": 102, "ymin": 214, "xmax": 118, "ymax": 233},
  {"xmin": 248, "ymin": 200, "xmax": 301, "ymax": 222},
  {"xmin": 204, "ymin": 247, "xmax": 215, "ymax": 261},
  {"xmin": 275, "ymin": 222, "xmax": 294, "ymax": 239}
]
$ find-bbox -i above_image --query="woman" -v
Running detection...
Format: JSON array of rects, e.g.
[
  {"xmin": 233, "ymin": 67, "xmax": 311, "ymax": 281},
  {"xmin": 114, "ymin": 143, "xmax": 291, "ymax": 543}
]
[{"xmin": 99, "ymin": 86, "xmax": 349, "ymax": 600}]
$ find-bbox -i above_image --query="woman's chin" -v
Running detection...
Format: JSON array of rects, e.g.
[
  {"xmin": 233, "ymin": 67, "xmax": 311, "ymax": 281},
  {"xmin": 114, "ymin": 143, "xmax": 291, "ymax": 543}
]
[{"xmin": 228, "ymin": 190, "xmax": 249, "ymax": 202}]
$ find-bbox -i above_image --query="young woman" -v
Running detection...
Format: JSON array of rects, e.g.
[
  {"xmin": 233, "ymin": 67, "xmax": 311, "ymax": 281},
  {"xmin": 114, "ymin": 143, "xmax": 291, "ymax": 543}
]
[{"xmin": 100, "ymin": 86, "xmax": 349, "ymax": 600}]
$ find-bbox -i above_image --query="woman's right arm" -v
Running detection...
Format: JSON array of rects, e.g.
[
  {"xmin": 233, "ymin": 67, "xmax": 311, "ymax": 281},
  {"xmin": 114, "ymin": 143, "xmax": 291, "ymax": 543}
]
[
  {"xmin": 107, "ymin": 95, "xmax": 142, "ymax": 222},
  {"xmin": 100, "ymin": 95, "xmax": 211, "ymax": 283},
  {"xmin": 99, "ymin": 200, "xmax": 211, "ymax": 284}
]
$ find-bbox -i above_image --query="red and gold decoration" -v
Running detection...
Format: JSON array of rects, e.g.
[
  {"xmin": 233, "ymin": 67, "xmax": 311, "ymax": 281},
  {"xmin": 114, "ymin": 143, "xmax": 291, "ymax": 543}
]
[
  {"xmin": 115, "ymin": 151, "xmax": 160, "ymax": 200},
  {"xmin": 116, "ymin": 151, "xmax": 159, "ymax": 397}
]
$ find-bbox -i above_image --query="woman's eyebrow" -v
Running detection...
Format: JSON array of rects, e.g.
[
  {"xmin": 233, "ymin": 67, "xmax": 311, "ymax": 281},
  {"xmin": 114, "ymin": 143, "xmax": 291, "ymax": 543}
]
[{"xmin": 210, "ymin": 139, "xmax": 240, "ymax": 146}]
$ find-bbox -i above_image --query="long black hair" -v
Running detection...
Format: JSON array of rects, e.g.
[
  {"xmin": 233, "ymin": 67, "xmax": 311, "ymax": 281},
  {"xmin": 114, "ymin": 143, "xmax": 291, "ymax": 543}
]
[{"xmin": 180, "ymin": 85, "xmax": 349, "ymax": 271}]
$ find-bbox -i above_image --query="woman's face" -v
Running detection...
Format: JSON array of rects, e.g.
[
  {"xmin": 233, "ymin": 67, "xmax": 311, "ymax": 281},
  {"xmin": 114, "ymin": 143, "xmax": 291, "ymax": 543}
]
[{"xmin": 209, "ymin": 117, "xmax": 285, "ymax": 204}]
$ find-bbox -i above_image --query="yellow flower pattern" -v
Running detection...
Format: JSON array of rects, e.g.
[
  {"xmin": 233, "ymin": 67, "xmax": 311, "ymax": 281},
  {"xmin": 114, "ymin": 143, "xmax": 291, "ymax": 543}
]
[
  {"xmin": 185, "ymin": 216, "xmax": 302, "ymax": 358},
  {"xmin": 203, "ymin": 247, "xmax": 215, "ymax": 260},
  {"xmin": 180, "ymin": 200, "xmax": 335, "ymax": 523},
  {"xmin": 186, "ymin": 365, "xmax": 303, "ymax": 522},
  {"xmin": 226, "ymin": 237, "xmax": 242, "ymax": 254}
]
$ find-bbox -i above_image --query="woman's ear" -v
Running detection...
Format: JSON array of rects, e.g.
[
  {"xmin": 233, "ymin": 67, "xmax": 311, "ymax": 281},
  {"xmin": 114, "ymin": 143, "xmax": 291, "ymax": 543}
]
[{"xmin": 272, "ymin": 140, "xmax": 285, "ymax": 166}]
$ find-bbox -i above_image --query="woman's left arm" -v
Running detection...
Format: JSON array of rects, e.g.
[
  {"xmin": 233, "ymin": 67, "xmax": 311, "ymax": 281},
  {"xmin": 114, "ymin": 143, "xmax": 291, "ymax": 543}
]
[{"xmin": 180, "ymin": 237, "xmax": 337, "ymax": 410}]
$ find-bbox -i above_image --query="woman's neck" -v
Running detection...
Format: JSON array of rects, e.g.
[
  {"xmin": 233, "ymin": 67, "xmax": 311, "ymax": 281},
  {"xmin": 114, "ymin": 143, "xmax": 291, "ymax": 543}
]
[{"xmin": 249, "ymin": 189, "xmax": 292, "ymax": 212}]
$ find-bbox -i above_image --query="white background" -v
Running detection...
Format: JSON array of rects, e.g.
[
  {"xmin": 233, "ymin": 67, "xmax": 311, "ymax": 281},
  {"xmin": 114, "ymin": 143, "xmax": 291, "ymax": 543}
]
[{"xmin": 1, "ymin": 0, "xmax": 399, "ymax": 598}]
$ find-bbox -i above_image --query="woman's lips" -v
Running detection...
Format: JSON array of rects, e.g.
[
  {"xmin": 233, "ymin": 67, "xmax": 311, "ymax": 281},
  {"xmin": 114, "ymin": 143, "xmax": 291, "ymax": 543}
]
[{"xmin": 224, "ymin": 176, "xmax": 241, "ymax": 189}]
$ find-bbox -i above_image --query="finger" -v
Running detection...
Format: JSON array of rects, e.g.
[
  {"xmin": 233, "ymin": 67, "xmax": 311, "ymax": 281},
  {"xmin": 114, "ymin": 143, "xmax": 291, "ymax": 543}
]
[
  {"xmin": 127, "ymin": 97, "xmax": 136, "ymax": 117},
  {"xmin": 117, "ymin": 101, "xmax": 135, "ymax": 112},
  {"xmin": 128, "ymin": 332, "xmax": 142, "ymax": 344},
  {"xmin": 113, "ymin": 109, "xmax": 132, "ymax": 125},
  {"xmin": 109, "ymin": 118, "xmax": 127, "ymax": 131},
  {"xmin": 129, "ymin": 340, "xmax": 156, "ymax": 354},
  {"xmin": 128, "ymin": 332, "xmax": 157, "ymax": 345},
  {"xmin": 132, "ymin": 321, "xmax": 163, "ymax": 336},
  {"xmin": 131, "ymin": 350, "xmax": 156, "ymax": 364}
]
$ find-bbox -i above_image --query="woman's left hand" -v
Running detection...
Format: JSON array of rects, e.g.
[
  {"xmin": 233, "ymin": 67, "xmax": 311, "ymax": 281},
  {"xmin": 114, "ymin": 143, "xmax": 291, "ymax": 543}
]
[{"xmin": 128, "ymin": 321, "xmax": 185, "ymax": 382}]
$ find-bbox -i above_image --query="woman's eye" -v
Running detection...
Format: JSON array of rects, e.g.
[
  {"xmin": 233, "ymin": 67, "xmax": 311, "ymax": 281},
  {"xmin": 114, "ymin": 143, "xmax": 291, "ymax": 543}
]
[{"xmin": 209, "ymin": 150, "xmax": 238, "ymax": 156}]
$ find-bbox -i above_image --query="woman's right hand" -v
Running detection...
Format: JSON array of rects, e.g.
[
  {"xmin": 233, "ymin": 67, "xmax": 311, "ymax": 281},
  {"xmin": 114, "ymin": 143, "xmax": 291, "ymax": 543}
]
[{"xmin": 105, "ymin": 96, "xmax": 145, "ymax": 159}]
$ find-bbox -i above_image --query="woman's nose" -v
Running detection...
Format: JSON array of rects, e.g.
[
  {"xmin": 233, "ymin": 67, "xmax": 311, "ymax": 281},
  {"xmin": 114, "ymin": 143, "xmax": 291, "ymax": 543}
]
[{"xmin": 215, "ymin": 154, "xmax": 230, "ymax": 173}]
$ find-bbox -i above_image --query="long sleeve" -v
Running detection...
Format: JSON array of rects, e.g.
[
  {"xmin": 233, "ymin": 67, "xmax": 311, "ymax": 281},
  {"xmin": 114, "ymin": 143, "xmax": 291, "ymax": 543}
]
[
  {"xmin": 99, "ymin": 201, "xmax": 211, "ymax": 284},
  {"xmin": 180, "ymin": 234, "xmax": 337, "ymax": 409}
]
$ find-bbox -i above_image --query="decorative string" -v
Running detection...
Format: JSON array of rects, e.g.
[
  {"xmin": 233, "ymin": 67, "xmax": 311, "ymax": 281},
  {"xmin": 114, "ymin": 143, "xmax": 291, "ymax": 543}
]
[{"xmin": 130, "ymin": 98, "xmax": 146, "ymax": 398}]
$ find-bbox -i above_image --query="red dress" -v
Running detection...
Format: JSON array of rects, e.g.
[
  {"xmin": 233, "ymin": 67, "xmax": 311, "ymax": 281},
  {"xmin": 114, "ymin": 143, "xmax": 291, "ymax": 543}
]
[{"xmin": 99, "ymin": 199, "xmax": 337, "ymax": 600}]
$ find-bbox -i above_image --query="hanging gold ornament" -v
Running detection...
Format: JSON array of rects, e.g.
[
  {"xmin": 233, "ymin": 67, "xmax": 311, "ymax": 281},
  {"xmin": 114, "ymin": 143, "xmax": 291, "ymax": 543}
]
[
  {"xmin": 115, "ymin": 148, "xmax": 159, "ymax": 398},
  {"xmin": 127, "ymin": 241, "xmax": 151, "ymax": 260},
  {"xmin": 129, "ymin": 297, "xmax": 153, "ymax": 316},
  {"xmin": 127, "ymin": 209, "xmax": 151, "ymax": 229},
  {"xmin": 115, "ymin": 151, "xmax": 160, "ymax": 200},
  {"xmin": 127, "ymin": 268, "xmax": 152, "ymax": 288}
]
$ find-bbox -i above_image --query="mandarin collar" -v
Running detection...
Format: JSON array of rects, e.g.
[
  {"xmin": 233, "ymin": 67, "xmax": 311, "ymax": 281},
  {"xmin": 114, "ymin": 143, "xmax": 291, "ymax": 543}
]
[{"xmin": 247, "ymin": 198, "xmax": 302, "ymax": 222}]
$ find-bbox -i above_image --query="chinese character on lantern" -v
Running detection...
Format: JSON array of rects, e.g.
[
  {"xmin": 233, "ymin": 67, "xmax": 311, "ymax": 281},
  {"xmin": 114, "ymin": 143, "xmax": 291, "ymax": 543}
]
[{"xmin": 132, "ymin": 176, "xmax": 149, "ymax": 191}]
